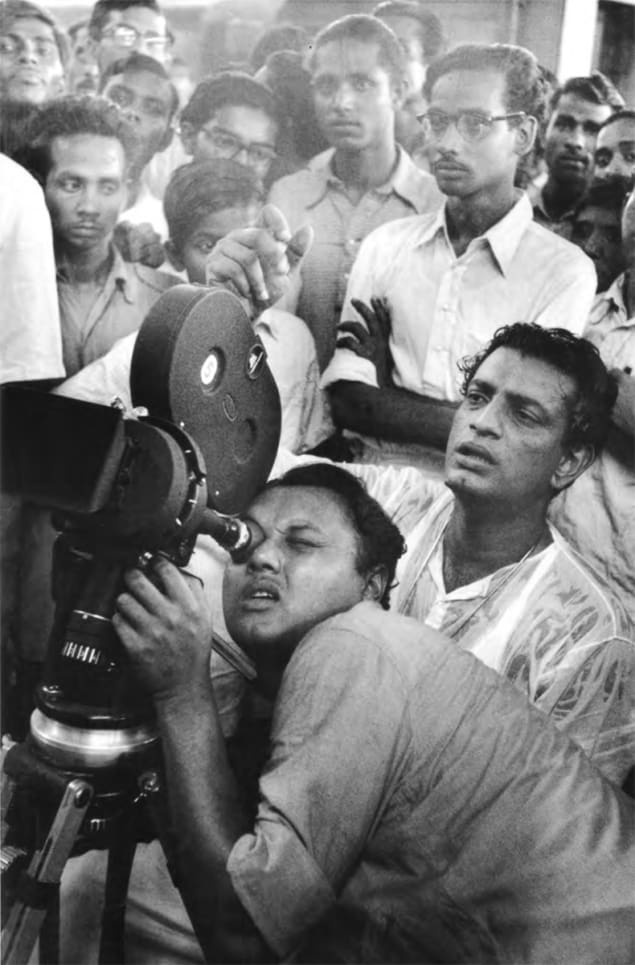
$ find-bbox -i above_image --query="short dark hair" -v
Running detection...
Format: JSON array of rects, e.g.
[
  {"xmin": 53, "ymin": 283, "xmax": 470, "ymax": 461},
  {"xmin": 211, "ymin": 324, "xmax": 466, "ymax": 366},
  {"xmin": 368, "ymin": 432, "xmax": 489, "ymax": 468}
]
[
  {"xmin": 458, "ymin": 323, "xmax": 617, "ymax": 453},
  {"xmin": 19, "ymin": 94, "xmax": 139, "ymax": 186},
  {"xmin": 249, "ymin": 22, "xmax": 309, "ymax": 73},
  {"xmin": 266, "ymin": 464, "xmax": 406, "ymax": 610},
  {"xmin": 88, "ymin": 0, "xmax": 161, "ymax": 40},
  {"xmin": 373, "ymin": 1, "xmax": 444, "ymax": 61},
  {"xmin": 551, "ymin": 71, "xmax": 624, "ymax": 113},
  {"xmin": 424, "ymin": 43, "xmax": 547, "ymax": 129},
  {"xmin": 0, "ymin": 0, "xmax": 70, "ymax": 66},
  {"xmin": 180, "ymin": 70, "xmax": 281, "ymax": 132},
  {"xmin": 99, "ymin": 51, "xmax": 179, "ymax": 118},
  {"xmin": 575, "ymin": 177, "xmax": 631, "ymax": 216},
  {"xmin": 308, "ymin": 14, "xmax": 405, "ymax": 85},
  {"xmin": 164, "ymin": 158, "xmax": 263, "ymax": 254},
  {"xmin": 599, "ymin": 108, "xmax": 635, "ymax": 132}
]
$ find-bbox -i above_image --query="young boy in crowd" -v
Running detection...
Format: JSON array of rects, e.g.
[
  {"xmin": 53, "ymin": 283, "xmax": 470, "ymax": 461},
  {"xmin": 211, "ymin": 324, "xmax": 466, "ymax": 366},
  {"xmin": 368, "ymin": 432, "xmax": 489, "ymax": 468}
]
[{"xmin": 57, "ymin": 158, "xmax": 331, "ymax": 457}]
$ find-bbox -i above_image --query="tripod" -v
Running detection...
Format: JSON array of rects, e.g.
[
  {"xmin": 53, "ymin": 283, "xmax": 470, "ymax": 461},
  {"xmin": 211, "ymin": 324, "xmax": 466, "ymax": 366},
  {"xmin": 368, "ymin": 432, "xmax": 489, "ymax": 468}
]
[{"xmin": 1, "ymin": 737, "xmax": 163, "ymax": 965}]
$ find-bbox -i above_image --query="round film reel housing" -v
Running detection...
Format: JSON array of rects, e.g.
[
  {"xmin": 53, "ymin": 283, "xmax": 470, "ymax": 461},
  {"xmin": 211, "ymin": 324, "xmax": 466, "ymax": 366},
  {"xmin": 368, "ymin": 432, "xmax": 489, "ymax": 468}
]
[{"xmin": 130, "ymin": 285, "xmax": 281, "ymax": 515}]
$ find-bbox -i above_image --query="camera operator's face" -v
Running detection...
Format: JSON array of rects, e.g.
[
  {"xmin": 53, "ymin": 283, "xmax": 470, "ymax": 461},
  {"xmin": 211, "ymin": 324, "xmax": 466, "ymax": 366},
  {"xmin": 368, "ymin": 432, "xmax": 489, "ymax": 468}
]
[
  {"xmin": 45, "ymin": 134, "xmax": 128, "ymax": 252},
  {"xmin": 223, "ymin": 485, "xmax": 367, "ymax": 675}
]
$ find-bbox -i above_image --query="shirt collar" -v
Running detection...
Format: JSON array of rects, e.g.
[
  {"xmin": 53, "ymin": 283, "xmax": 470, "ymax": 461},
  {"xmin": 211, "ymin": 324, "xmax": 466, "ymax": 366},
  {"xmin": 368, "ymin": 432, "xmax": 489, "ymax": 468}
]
[
  {"xmin": 303, "ymin": 146, "xmax": 426, "ymax": 209},
  {"xmin": 414, "ymin": 192, "xmax": 532, "ymax": 275},
  {"xmin": 588, "ymin": 272, "xmax": 634, "ymax": 328},
  {"xmin": 56, "ymin": 243, "xmax": 133, "ymax": 303}
]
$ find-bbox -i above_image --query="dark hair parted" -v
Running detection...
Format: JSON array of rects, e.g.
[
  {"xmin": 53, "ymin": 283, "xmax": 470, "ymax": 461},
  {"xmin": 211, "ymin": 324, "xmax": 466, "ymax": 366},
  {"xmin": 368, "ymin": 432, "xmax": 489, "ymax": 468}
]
[
  {"xmin": 99, "ymin": 51, "xmax": 179, "ymax": 118},
  {"xmin": 180, "ymin": 70, "xmax": 281, "ymax": 131},
  {"xmin": 551, "ymin": 71, "xmax": 624, "ymax": 113},
  {"xmin": 266, "ymin": 464, "xmax": 406, "ymax": 610},
  {"xmin": 308, "ymin": 14, "xmax": 405, "ymax": 85},
  {"xmin": 19, "ymin": 94, "xmax": 139, "ymax": 186},
  {"xmin": 424, "ymin": 43, "xmax": 547, "ymax": 129},
  {"xmin": 88, "ymin": 0, "xmax": 161, "ymax": 40},
  {"xmin": 163, "ymin": 158, "xmax": 263, "ymax": 254},
  {"xmin": 458, "ymin": 323, "xmax": 617, "ymax": 452},
  {"xmin": 373, "ymin": 1, "xmax": 444, "ymax": 61},
  {"xmin": 0, "ymin": 0, "xmax": 70, "ymax": 66}
]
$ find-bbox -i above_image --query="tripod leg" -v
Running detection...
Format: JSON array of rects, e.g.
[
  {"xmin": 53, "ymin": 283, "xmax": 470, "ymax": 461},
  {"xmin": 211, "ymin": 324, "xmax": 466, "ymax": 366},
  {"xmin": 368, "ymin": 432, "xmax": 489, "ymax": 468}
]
[
  {"xmin": 1, "ymin": 777, "xmax": 92, "ymax": 965},
  {"xmin": 98, "ymin": 822, "xmax": 137, "ymax": 965}
]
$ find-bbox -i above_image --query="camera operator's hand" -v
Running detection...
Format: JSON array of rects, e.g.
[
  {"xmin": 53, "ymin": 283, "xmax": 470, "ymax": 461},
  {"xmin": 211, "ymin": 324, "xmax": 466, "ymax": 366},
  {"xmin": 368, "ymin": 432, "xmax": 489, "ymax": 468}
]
[
  {"xmin": 337, "ymin": 297, "xmax": 394, "ymax": 388},
  {"xmin": 113, "ymin": 556, "xmax": 213, "ymax": 706},
  {"xmin": 204, "ymin": 203, "xmax": 313, "ymax": 316}
]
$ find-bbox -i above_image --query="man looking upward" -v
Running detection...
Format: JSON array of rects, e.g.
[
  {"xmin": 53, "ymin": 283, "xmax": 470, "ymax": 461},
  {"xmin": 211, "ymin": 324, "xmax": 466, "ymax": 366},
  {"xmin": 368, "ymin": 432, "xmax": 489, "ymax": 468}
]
[{"xmin": 321, "ymin": 43, "xmax": 596, "ymax": 472}]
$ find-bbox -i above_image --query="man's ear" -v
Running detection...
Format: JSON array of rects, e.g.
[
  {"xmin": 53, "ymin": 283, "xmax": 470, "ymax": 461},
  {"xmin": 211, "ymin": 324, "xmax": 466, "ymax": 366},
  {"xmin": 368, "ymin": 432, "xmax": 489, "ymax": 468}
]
[
  {"xmin": 551, "ymin": 443, "xmax": 595, "ymax": 494},
  {"xmin": 361, "ymin": 565, "xmax": 389, "ymax": 606},
  {"xmin": 179, "ymin": 121, "xmax": 196, "ymax": 155},
  {"xmin": 513, "ymin": 114, "xmax": 537, "ymax": 158},
  {"xmin": 164, "ymin": 239, "xmax": 185, "ymax": 272}
]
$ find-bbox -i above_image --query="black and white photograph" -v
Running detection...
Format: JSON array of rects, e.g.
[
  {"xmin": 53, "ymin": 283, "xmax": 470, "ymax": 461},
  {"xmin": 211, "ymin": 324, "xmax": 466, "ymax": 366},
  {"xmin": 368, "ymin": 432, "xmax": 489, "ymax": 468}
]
[{"xmin": 1, "ymin": 0, "xmax": 634, "ymax": 962}]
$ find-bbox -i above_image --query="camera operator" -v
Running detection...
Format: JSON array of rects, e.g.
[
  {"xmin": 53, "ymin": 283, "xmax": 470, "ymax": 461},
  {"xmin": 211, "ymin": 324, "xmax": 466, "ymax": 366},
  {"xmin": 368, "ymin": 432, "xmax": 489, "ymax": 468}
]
[{"xmin": 105, "ymin": 463, "xmax": 633, "ymax": 964}]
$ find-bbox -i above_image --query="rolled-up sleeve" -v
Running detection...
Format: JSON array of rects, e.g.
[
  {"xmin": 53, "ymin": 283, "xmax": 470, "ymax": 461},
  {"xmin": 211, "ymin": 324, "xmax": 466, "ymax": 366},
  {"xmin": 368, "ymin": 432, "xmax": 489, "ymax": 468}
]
[{"xmin": 228, "ymin": 822, "xmax": 335, "ymax": 957}]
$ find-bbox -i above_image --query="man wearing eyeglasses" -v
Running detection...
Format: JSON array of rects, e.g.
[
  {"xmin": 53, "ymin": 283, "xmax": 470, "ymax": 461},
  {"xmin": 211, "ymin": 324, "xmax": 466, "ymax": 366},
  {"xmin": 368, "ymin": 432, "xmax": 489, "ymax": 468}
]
[
  {"xmin": 0, "ymin": 0, "xmax": 68, "ymax": 104},
  {"xmin": 320, "ymin": 43, "xmax": 598, "ymax": 474},
  {"xmin": 88, "ymin": 0, "xmax": 173, "ymax": 75},
  {"xmin": 179, "ymin": 71, "xmax": 280, "ymax": 185}
]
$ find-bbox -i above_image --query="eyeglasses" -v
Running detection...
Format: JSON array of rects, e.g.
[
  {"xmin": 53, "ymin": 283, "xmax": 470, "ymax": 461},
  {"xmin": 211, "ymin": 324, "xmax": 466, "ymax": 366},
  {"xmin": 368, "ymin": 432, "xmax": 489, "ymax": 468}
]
[
  {"xmin": 0, "ymin": 34, "xmax": 59, "ymax": 62},
  {"xmin": 200, "ymin": 125, "xmax": 277, "ymax": 168},
  {"xmin": 100, "ymin": 23, "xmax": 172, "ymax": 53},
  {"xmin": 417, "ymin": 109, "xmax": 527, "ymax": 143}
]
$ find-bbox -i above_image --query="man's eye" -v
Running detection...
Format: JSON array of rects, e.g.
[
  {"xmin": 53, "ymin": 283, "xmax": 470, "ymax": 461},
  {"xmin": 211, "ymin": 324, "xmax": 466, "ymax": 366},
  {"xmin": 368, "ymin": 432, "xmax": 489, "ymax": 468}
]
[
  {"xmin": 100, "ymin": 182, "xmax": 119, "ymax": 195},
  {"xmin": 462, "ymin": 114, "xmax": 489, "ymax": 138},
  {"xmin": 287, "ymin": 537, "xmax": 315, "ymax": 550},
  {"xmin": 465, "ymin": 390, "xmax": 486, "ymax": 405},
  {"xmin": 60, "ymin": 178, "xmax": 81, "ymax": 192},
  {"xmin": 194, "ymin": 240, "xmax": 215, "ymax": 253},
  {"xmin": 622, "ymin": 149, "xmax": 635, "ymax": 164},
  {"xmin": 313, "ymin": 79, "xmax": 336, "ymax": 97},
  {"xmin": 515, "ymin": 409, "xmax": 539, "ymax": 425},
  {"xmin": 594, "ymin": 150, "xmax": 611, "ymax": 167},
  {"xmin": 352, "ymin": 77, "xmax": 373, "ymax": 92},
  {"xmin": 109, "ymin": 89, "xmax": 132, "ymax": 107},
  {"xmin": 555, "ymin": 117, "xmax": 575, "ymax": 131}
]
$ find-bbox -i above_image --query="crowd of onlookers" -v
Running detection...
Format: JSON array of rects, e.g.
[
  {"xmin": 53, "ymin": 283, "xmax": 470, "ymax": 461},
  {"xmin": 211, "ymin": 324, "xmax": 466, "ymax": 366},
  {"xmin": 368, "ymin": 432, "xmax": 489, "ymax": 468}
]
[{"xmin": 1, "ymin": 0, "xmax": 634, "ymax": 961}]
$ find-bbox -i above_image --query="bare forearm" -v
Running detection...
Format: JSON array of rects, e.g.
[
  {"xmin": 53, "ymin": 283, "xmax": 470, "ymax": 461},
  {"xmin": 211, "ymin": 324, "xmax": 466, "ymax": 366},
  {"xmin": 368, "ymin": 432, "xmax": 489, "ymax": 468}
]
[
  {"xmin": 155, "ymin": 687, "xmax": 272, "ymax": 962},
  {"xmin": 329, "ymin": 381, "xmax": 458, "ymax": 450}
]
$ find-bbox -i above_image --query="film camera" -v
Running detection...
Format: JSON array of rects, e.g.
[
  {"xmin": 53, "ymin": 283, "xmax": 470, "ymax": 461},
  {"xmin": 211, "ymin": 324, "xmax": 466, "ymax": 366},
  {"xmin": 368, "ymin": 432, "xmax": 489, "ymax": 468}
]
[{"xmin": 1, "ymin": 286, "xmax": 281, "ymax": 963}]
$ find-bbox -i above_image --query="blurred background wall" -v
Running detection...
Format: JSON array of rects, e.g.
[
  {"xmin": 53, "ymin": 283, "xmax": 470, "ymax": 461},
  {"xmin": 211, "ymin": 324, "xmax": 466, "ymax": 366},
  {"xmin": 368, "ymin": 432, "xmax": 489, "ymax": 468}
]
[{"xmin": 48, "ymin": 0, "xmax": 635, "ymax": 103}]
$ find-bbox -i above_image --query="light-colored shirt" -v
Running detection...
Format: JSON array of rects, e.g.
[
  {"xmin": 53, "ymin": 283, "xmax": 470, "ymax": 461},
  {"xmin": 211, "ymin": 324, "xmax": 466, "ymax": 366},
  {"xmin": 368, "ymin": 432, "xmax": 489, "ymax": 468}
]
[
  {"xmin": 387, "ymin": 485, "xmax": 634, "ymax": 785},
  {"xmin": 0, "ymin": 154, "xmax": 64, "ymax": 383},
  {"xmin": 57, "ymin": 246, "xmax": 177, "ymax": 376},
  {"xmin": 550, "ymin": 272, "xmax": 635, "ymax": 621},
  {"xmin": 269, "ymin": 146, "xmax": 442, "ymax": 370},
  {"xmin": 228, "ymin": 602, "xmax": 634, "ymax": 963},
  {"xmin": 321, "ymin": 193, "xmax": 596, "ymax": 469},
  {"xmin": 55, "ymin": 306, "xmax": 331, "ymax": 455}
]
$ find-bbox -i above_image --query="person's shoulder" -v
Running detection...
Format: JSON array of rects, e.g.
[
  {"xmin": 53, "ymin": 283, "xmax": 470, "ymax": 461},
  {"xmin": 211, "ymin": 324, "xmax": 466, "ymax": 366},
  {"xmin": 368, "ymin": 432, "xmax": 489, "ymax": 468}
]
[
  {"xmin": 268, "ymin": 153, "xmax": 330, "ymax": 203},
  {"xmin": 547, "ymin": 526, "xmax": 634, "ymax": 638},
  {"xmin": 361, "ymin": 209, "xmax": 439, "ymax": 251},
  {"xmin": 521, "ymin": 218, "xmax": 595, "ymax": 275},
  {"xmin": 303, "ymin": 601, "xmax": 450, "ymax": 682}
]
